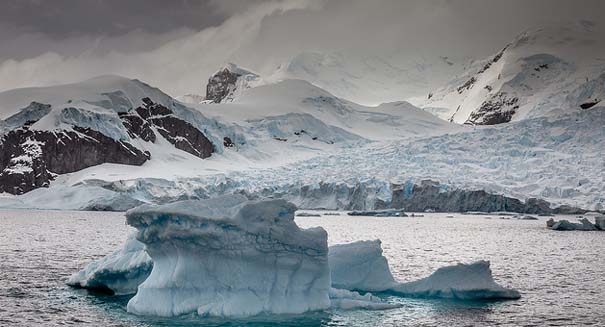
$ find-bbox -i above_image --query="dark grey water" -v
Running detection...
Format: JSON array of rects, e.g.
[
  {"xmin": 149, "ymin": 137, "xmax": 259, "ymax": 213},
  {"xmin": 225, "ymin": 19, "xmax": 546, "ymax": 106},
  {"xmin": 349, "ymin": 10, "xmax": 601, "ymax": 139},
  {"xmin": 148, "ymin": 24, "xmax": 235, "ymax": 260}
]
[{"xmin": 1, "ymin": 210, "xmax": 603, "ymax": 326}]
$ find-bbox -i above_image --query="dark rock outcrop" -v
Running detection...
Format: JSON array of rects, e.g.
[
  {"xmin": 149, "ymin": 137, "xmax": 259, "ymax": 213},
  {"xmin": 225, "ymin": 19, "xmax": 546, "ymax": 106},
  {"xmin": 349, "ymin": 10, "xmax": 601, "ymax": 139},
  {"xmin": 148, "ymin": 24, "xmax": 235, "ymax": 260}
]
[
  {"xmin": 0, "ymin": 127, "xmax": 149, "ymax": 195},
  {"xmin": 389, "ymin": 180, "xmax": 582, "ymax": 214},
  {"xmin": 580, "ymin": 99, "xmax": 601, "ymax": 110},
  {"xmin": 466, "ymin": 92, "xmax": 519, "ymax": 125},
  {"xmin": 120, "ymin": 97, "xmax": 214, "ymax": 159},
  {"xmin": 206, "ymin": 68, "xmax": 241, "ymax": 103},
  {"xmin": 119, "ymin": 112, "xmax": 156, "ymax": 142}
]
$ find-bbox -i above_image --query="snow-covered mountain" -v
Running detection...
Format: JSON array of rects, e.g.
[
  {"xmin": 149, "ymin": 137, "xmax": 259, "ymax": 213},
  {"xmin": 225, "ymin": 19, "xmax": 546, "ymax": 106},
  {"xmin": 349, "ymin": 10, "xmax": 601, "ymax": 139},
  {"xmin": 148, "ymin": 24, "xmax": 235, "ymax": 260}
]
[
  {"xmin": 0, "ymin": 73, "xmax": 457, "ymax": 198},
  {"xmin": 421, "ymin": 21, "xmax": 605, "ymax": 124},
  {"xmin": 1, "ymin": 46, "xmax": 603, "ymax": 212},
  {"xmin": 269, "ymin": 51, "xmax": 463, "ymax": 106}
]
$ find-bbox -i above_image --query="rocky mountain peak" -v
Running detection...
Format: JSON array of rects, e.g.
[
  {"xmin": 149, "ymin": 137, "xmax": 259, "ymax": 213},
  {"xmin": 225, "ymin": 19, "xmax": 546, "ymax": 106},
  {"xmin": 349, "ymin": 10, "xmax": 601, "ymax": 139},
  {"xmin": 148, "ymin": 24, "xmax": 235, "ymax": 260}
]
[{"xmin": 205, "ymin": 63, "xmax": 261, "ymax": 103}]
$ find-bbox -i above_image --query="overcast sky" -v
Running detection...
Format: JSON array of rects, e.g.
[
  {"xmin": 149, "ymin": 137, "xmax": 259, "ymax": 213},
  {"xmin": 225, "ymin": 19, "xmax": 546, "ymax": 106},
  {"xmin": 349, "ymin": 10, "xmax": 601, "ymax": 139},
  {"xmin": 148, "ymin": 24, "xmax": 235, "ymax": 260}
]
[{"xmin": 1, "ymin": 0, "xmax": 603, "ymax": 97}]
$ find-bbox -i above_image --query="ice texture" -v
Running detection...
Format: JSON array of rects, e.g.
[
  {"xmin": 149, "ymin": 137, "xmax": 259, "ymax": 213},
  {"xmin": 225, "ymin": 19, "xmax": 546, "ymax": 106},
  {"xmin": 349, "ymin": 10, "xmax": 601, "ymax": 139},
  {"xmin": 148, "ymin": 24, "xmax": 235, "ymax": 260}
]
[
  {"xmin": 67, "ymin": 232, "xmax": 152, "ymax": 295},
  {"xmin": 329, "ymin": 240, "xmax": 396, "ymax": 291},
  {"xmin": 124, "ymin": 194, "xmax": 334, "ymax": 318},
  {"xmin": 390, "ymin": 261, "xmax": 521, "ymax": 300},
  {"xmin": 329, "ymin": 240, "xmax": 520, "ymax": 300},
  {"xmin": 68, "ymin": 233, "xmax": 520, "ymax": 304}
]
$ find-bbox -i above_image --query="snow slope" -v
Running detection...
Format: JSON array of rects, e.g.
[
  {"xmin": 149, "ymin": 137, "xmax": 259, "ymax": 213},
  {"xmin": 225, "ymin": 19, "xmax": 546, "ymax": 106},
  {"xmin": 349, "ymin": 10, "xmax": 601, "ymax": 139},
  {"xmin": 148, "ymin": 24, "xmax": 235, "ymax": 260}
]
[
  {"xmin": 421, "ymin": 21, "xmax": 605, "ymax": 124},
  {"xmin": 270, "ymin": 51, "xmax": 464, "ymax": 106},
  {"xmin": 2, "ymin": 105, "xmax": 603, "ymax": 211}
]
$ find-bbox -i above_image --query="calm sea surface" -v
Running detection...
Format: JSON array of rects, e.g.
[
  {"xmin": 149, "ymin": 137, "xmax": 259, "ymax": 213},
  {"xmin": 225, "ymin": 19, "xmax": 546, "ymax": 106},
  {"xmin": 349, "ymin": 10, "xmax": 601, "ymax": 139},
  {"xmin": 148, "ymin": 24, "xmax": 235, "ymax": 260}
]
[{"xmin": 1, "ymin": 209, "xmax": 603, "ymax": 326}]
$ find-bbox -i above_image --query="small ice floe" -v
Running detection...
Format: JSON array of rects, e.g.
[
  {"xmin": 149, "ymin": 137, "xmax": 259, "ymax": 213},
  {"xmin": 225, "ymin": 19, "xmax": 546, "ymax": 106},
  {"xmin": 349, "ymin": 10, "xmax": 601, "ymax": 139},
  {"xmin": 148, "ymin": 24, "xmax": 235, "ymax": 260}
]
[
  {"xmin": 547, "ymin": 216, "xmax": 604, "ymax": 231},
  {"xmin": 347, "ymin": 209, "xmax": 407, "ymax": 217},
  {"xmin": 323, "ymin": 212, "xmax": 341, "ymax": 216},
  {"xmin": 519, "ymin": 215, "xmax": 538, "ymax": 220},
  {"xmin": 296, "ymin": 212, "xmax": 322, "ymax": 217}
]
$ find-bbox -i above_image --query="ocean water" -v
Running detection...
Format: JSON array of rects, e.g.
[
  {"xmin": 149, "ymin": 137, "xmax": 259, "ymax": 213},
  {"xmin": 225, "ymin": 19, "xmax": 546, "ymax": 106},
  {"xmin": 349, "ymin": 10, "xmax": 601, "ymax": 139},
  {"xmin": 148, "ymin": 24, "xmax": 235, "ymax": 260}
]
[{"xmin": 0, "ymin": 209, "xmax": 603, "ymax": 326}]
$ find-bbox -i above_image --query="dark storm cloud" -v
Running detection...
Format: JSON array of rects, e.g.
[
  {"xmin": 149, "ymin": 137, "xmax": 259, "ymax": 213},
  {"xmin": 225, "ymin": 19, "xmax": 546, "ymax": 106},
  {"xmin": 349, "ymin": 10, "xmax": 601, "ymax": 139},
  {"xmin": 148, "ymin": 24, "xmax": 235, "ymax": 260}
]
[
  {"xmin": 0, "ymin": 0, "xmax": 603, "ymax": 97},
  {"xmin": 0, "ymin": 0, "xmax": 249, "ymax": 37}
]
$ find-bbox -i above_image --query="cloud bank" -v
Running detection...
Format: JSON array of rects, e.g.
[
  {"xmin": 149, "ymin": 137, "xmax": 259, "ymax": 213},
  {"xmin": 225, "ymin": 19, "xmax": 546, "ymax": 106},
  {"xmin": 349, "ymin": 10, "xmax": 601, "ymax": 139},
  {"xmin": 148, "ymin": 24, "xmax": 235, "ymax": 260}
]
[{"xmin": 1, "ymin": 0, "xmax": 603, "ymax": 101}]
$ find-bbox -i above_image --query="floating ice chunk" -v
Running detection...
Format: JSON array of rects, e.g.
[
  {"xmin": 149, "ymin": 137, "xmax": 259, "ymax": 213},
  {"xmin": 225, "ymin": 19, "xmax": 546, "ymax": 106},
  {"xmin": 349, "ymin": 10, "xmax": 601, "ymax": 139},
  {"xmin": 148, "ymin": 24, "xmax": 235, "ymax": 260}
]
[
  {"xmin": 596, "ymin": 216, "xmax": 605, "ymax": 230},
  {"xmin": 329, "ymin": 240, "xmax": 396, "ymax": 291},
  {"xmin": 390, "ymin": 261, "xmax": 521, "ymax": 300},
  {"xmin": 329, "ymin": 288, "xmax": 399, "ymax": 310},
  {"xmin": 547, "ymin": 217, "xmax": 599, "ymax": 231},
  {"xmin": 67, "ymin": 232, "xmax": 152, "ymax": 295},
  {"xmin": 125, "ymin": 194, "xmax": 333, "ymax": 318},
  {"xmin": 329, "ymin": 240, "xmax": 519, "ymax": 300}
]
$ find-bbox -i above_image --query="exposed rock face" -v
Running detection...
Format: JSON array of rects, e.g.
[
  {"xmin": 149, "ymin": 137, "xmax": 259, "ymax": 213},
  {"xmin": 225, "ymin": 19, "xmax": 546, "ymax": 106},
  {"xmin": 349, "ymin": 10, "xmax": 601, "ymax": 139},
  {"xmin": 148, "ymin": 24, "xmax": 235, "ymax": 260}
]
[
  {"xmin": 0, "ymin": 127, "xmax": 149, "ymax": 195},
  {"xmin": 121, "ymin": 97, "xmax": 214, "ymax": 159},
  {"xmin": 205, "ymin": 64, "xmax": 261, "ymax": 103},
  {"xmin": 466, "ymin": 92, "xmax": 519, "ymax": 125},
  {"xmin": 0, "ymin": 102, "xmax": 52, "ymax": 133},
  {"xmin": 389, "ymin": 180, "xmax": 571, "ymax": 214},
  {"xmin": 0, "ymin": 96, "xmax": 215, "ymax": 195},
  {"xmin": 206, "ymin": 68, "xmax": 240, "ymax": 103},
  {"xmin": 119, "ymin": 112, "xmax": 156, "ymax": 142}
]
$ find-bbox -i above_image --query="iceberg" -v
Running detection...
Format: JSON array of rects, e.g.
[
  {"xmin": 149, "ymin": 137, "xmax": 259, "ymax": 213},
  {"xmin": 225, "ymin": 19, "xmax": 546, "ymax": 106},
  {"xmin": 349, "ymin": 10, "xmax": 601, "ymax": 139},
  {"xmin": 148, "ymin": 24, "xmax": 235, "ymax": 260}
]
[
  {"xmin": 124, "ymin": 195, "xmax": 333, "ymax": 317},
  {"xmin": 328, "ymin": 240, "xmax": 520, "ymax": 300},
  {"xmin": 329, "ymin": 240, "xmax": 396, "ymax": 291},
  {"xmin": 69, "ymin": 230, "xmax": 520, "ymax": 305},
  {"xmin": 546, "ymin": 217, "xmax": 601, "ymax": 231},
  {"xmin": 389, "ymin": 261, "xmax": 521, "ymax": 300},
  {"xmin": 67, "ymin": 232, "xmax": 152, "ymax": 295}
]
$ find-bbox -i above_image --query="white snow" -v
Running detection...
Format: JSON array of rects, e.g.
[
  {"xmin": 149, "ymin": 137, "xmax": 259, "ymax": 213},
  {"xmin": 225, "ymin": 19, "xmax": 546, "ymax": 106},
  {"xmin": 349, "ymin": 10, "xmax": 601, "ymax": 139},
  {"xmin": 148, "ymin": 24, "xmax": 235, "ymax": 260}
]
[
  {"xmin": 419, "ymin": 22, "xmax": 605, "ymax": 123},
  {"xmin": 125, "ymin": 195, "xmax": 334, "ymax": 317}
]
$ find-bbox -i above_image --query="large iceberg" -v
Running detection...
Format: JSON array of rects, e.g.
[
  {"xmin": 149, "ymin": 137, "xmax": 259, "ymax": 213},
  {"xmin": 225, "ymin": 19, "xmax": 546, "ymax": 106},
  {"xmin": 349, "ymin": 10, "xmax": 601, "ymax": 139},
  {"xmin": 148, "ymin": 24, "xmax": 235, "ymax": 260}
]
[
  {"xmin": 69, "ymin": 236, "xmax": 520, "ymax": 303},
  {"xmin": 125, "ymin": 195, "xmax": 333, "ymax": 317}
]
